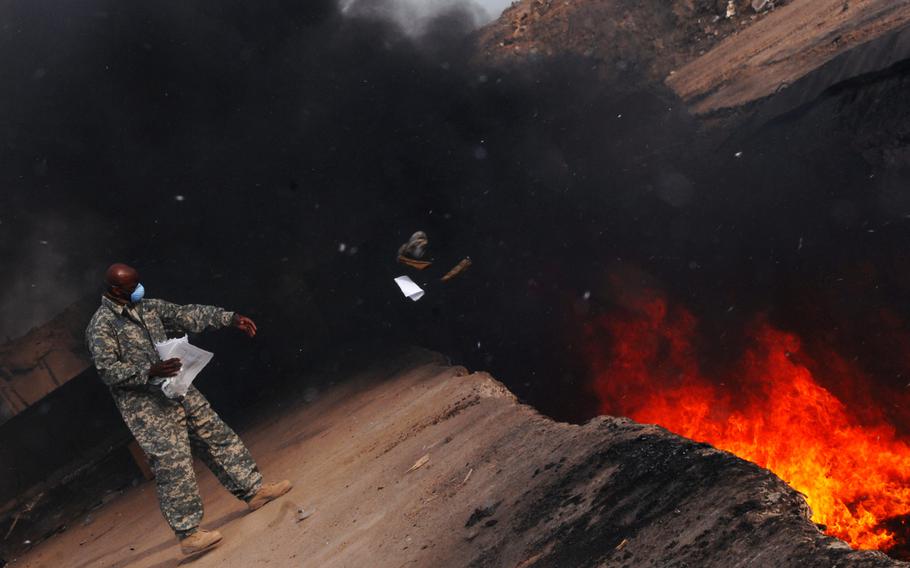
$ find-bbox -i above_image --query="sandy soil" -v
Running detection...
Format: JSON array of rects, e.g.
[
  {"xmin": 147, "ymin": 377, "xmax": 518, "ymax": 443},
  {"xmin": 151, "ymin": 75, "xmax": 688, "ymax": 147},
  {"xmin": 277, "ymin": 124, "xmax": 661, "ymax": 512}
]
[{"xmin": 11, "ymin": 351, "xmax": 905, "ymax": 567}]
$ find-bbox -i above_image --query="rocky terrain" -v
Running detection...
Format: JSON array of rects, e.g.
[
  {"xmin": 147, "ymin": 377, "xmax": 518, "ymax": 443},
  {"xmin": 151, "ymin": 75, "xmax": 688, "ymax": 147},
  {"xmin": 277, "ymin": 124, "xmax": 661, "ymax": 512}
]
[
  {"xmin": 475, "ymin": 0, "xmax": 785, "ymax": 89},
  {"xmin": 477, "ymin": 0, "xmax": 910, "ymax": 122},
  {"xmin": 667, "ymin": 0, "xmax": 910, "ymax": 115}
]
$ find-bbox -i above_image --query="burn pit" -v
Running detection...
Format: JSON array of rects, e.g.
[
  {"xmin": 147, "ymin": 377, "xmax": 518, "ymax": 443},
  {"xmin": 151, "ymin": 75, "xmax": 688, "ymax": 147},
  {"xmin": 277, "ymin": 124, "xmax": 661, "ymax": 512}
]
[
  {"xmin": 581, "ymin": 286, "xmax": 910, "ymax": 553},
  {"xmin": 432, "ymin": 46, "xmax": 910, "ymax": 561}
]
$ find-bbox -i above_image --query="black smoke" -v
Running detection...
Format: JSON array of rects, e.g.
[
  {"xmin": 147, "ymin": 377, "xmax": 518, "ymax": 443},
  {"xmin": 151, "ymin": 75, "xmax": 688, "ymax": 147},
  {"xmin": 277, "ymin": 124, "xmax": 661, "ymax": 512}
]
[{"xmin": 1, "ymin": 0, "xmax": 909, "ymax": 425}]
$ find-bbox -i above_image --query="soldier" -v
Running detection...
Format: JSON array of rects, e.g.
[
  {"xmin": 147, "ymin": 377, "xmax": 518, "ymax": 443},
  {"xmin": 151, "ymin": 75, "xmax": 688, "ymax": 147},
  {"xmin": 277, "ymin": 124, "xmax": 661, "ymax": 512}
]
[{"xmin": 85, "ymin": 263, "xmax": 292, "ymax": 555}]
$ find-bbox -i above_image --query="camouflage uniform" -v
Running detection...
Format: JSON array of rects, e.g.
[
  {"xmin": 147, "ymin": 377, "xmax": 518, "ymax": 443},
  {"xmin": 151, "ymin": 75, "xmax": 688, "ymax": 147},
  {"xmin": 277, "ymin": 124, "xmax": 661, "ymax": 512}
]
[{"xmin": 85, "ymin": 296, "xmax": 262, "ymax": 537}]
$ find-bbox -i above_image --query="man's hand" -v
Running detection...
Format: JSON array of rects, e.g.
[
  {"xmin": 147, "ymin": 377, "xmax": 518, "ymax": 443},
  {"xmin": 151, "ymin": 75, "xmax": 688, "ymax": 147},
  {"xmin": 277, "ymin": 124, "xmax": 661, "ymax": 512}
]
[
  {"xmin": 232, "ymin": 314, "xmax": 258, "ymax": 337},
  {"xmin": 149, "ymin": 358, "xmax": 182, "ymax": 378}
]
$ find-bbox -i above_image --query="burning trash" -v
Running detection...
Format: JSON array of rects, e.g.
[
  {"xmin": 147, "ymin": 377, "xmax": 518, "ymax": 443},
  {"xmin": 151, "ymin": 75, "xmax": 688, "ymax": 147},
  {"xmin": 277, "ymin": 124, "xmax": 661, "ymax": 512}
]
[{"xmin": 583, "ymin": 294, "xmax": 910, "ymax": 553}]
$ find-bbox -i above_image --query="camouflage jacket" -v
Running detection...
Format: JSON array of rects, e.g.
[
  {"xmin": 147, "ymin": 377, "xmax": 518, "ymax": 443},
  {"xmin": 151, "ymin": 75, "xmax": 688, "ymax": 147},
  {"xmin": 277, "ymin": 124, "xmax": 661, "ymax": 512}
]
[{"xmin": 85, "ymin": 296, "xmax": 234, "ymax": 396}]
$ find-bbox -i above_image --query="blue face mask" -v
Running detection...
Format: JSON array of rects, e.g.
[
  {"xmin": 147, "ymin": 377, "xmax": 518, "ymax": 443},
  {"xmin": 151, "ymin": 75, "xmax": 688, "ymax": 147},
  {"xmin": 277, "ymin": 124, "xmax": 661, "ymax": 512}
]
[{"xmin": 130, "ymin": 283, "xmax": 145, "ymax": 303}]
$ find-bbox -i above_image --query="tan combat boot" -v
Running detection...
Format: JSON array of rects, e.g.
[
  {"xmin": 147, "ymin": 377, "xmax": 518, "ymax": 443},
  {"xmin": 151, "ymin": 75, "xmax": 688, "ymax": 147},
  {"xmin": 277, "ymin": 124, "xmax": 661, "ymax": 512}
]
[
  {"xmin": 180, "ymin": 529, "xmax": 223, "ymax": 555},
  {"xmin": 248, "ymin": 479, "xmax": 293, "ymax": 511}
]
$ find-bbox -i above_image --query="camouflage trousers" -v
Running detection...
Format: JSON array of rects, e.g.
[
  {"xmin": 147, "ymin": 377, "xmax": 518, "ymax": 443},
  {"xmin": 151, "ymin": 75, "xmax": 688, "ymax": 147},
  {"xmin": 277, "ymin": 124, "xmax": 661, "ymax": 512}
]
[{"xmin": 116, "ymin": 386, "xmax": 263, "ymax": 537}]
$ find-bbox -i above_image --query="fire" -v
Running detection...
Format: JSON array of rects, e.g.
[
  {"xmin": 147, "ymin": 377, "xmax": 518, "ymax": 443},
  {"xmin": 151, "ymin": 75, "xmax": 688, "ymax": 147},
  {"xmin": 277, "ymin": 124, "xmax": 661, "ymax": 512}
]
[{"xmin": 583, "ymin": 295, "xmax": 910, "ymax": 553}]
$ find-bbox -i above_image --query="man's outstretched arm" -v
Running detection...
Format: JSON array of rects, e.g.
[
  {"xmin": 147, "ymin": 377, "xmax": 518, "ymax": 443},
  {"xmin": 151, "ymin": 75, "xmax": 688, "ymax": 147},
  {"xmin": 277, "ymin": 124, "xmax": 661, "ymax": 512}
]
[{"xmin": 146, "ymin": 299, "xmax": 256, "ymax": 337}]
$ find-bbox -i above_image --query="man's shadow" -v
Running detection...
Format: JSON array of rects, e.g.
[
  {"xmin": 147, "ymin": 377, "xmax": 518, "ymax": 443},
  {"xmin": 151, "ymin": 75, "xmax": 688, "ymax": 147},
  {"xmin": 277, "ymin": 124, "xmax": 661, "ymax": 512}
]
[
  {"xmin": 206, "ymin": 508, "xmax": 247, "ymax": 531},
  {"xmin": 143, "ymin": 544, "xmax": 220, "ymax": 568}
]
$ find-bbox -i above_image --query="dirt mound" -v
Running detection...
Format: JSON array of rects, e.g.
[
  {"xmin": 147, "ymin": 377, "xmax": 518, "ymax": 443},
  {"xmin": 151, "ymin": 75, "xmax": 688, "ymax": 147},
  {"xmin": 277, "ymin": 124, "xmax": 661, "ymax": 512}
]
[{"xmin": 13, "ymin": 353, "xmax": 904, "ymax": 567}]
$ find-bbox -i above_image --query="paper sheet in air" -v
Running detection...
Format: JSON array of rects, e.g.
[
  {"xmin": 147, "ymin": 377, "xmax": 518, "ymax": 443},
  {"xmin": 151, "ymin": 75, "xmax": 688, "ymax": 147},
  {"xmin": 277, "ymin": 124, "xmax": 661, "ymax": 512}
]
[
  {"xmin": 394, "ymin": 275, "xmax": 425, "ymax": 301},
  {"xmin": 154, "ymin": 336, "xmax": 214, "ymax": 398}
]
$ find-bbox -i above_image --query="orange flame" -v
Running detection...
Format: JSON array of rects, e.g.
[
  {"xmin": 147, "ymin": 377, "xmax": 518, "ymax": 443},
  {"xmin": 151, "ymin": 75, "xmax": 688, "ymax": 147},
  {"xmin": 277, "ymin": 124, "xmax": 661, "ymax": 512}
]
[{"xmin": 584, "ymin": 296, "xmax": 910, "ymax": 552}]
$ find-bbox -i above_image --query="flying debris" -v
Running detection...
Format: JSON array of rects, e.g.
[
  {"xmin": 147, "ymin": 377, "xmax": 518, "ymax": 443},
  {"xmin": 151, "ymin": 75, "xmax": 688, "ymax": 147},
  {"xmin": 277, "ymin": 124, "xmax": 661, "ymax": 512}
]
[
  {"xmin": 441, "ymin": 258, "xmax": 472, "ymax": 282},
  {"xmin": 393, "ymin": 230, "xmax": 472, "ymax": 301},
  {"xmin": 398, "ymin": 231, "xmax": 432, "ymax": 270},
  {"xmin": 394, "ymin": 275, "xmax": 425, "ymax": 301}
]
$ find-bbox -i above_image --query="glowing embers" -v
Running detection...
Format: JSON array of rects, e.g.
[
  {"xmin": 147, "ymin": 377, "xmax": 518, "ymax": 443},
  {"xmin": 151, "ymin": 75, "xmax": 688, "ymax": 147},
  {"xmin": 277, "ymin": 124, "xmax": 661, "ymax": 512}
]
[{"xmin": 583, "ymin": 296, "xmax": 910, "ymax": 553}]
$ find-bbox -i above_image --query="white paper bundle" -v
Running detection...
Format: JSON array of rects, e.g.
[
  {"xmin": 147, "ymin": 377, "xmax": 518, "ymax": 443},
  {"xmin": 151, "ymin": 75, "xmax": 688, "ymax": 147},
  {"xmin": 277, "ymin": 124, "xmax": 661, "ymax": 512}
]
[{"xmin": 154, "ymin": 335, "xmax": 213, "ymax": 398}]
